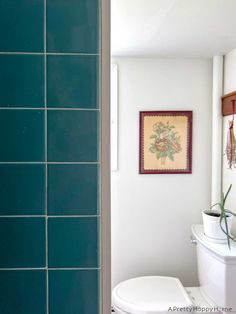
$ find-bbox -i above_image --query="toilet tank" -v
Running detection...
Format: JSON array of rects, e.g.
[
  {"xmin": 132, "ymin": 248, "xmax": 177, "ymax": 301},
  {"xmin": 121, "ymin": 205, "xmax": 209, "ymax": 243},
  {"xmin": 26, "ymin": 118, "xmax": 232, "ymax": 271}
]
[{"xmin": 192, "ymin": 225, "xmax": 236, "ymax": 312}]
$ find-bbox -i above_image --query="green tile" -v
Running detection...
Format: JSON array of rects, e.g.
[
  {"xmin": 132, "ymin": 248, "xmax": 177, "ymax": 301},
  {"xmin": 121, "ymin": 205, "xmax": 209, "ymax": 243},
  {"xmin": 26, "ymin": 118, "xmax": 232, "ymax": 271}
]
[
  {"xmin": 0, "ymin": 55, "xmax": 44, "ymax": 107},
  {"xmin": 47, "ymin": 0, "xmax": 99, "ymax": 53},
  {"xmin": 0, "ymin": 218, "xmax": 46, "ymax": 268},
  {"xmin": 0, "ymin": 110, "xmax": 45, "ymax": 162},
  {"xmin": 47, "ymin": 55, "xmax": 98, "ymax": 108},
  {"xmin": 0, "ymin": 0, "xmax": 44, "ymax": 52},
  {"xmin": 48, "ymin": 218, "xmax": 98, "ymax": 268},
  {"xmin": 0, "ymin": 270, "xmax": 46, "ymax": 314},
  {"xmin": 49, "ymin": 270, "xmax": 99, "ymax": 314},
  {"xmin": 48, "ymin": 110, "xmax": 98, "ymax": 162},
  {"xmin": 48, "ymin": 164, "xmax": 98, "ymax": 215},
  {"xmin": 0, "ymin": 164, "xmax": 45, "ymax": 215}
]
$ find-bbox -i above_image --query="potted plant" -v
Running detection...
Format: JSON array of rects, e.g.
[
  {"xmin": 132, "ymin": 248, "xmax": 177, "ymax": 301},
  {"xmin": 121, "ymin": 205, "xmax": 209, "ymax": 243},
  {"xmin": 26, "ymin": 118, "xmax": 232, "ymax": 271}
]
[{"xmin": 202, "ymin": 184, "xmax": 236, "ymax": 249}]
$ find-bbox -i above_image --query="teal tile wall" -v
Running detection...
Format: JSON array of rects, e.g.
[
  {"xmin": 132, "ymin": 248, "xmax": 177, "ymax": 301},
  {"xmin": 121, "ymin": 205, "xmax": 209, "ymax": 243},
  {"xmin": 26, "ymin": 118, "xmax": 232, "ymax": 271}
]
[
  {"xmin": 0, "ymin": 270, "xmax": 46, "ymax": 314},
  {"xmin": 0, "ymin": 0, "xmax": 100, "ymax": 313},
  {"xmin": 0, "ymin": 110, "xmax": 45, "ymax": 161},
  {"xmin": 0, "ymin": 0, "xmax": 44, "ymax": 52},
  {"xmin": 0, "ymin": 218, "xmax": 46, "ymax": 268},
  {"xmin": 47, "ymin": 55, "xmax": 99, "ymax": 108},
  {"xmin": 0, "ymin": 55, "xmax": 44, "ymax": 107},
  {"xmin": 47, "ymin": 110, "xmax": 99, "ymax": 161},
  {"xmin": 48, "ymin": 164, "xmax": 98, "ymax": 215},
  {"xmin": 47, "ymin": 0, "xmax": 99, "ymax": 53},
  {"xmin": 48, "ymin": 218, "xmax": 98, "ymax": 268},
  {"xmin": 0, "ymin": 165, "xmax": 45, "ymax": 215},
  {"xmin": 49, "ymin": 270, "xmax": 99, "ymax": 314}
]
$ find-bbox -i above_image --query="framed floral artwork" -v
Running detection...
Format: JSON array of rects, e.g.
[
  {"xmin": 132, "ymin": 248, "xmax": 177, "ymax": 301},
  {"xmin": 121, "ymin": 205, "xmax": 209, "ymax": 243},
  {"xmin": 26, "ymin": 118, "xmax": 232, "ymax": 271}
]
[{"xmin": 139, "ymin": 111, "xmax": 192, "ymax": 174}]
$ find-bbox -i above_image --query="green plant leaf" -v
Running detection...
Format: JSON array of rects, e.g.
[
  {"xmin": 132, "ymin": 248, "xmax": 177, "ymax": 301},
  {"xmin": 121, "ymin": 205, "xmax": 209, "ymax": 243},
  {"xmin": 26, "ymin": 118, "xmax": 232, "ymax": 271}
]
[
  {"xmin": 210, "ymin": 202, "xmax": 221, "ymax": 209},
  {"xmin": 219, "ymin": 213, "xmax": 229, "ymax": 249},
  {"xmin": 211, "ymin": 184, "xmax": 235, "ymax": 249},
  {"xmin": 224, "ymin": 209, "xmax": 236, "ymax": 217},
  {"xmin": 223, "ymin": 184, "xmax": 232, "ymax": 206}
]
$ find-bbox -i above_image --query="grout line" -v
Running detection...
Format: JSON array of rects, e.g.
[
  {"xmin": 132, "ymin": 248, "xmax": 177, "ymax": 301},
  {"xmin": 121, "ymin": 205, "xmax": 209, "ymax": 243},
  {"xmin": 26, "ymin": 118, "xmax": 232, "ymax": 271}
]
[
  {"xmin": 0, "ymin": 52, "xmax": 43, "ymax": 55},
  {"xmin": 0, "ymin": 268, "xmax": 47, "ymax": 271},
  {"xmin": 0, "ymin": 215, "xmax": 46, "ymax": 218},
  {"xmin": 0, "ymin": 162, "xmax": 100, "ymax": 164},
  {"xmin": 47, "ymin": 162, "xmax": 100, "ymax": 164},
  {"xmin": 49, "ymin": 268, "xmax": 100, "ymax": 270},
  {"xmin": 0, "ymin": 52, "xmax": 100, "ymax": 56},
  {"xmin": 0, "ymin": 215, "xmax": 100, "ymax": 218},
  {"xmin": 47, "ymin": 53, "xmax": 99, "ymax": 56},
  {"xmin": 48, "ymin": 161, "xmax": 100, "ymax": 164},
  {"xmin": 44, "ymin": 1, "xmax": 49, "ymax": 313},
  {"xmin": 0, "ymin": 107, "xmax": 100, "ymax": 111},
  {"xmin": 96, "ymin": 4, "xmax": 102, "ymax": 307},
  {"xmin": 0, "ymin": 268, "xmax": 100, "ymax": 271},
  {"xmin": 47, "ymin": 107, "xmax": 100, "ymax": 111},
  {"xmin": 0, "ymin": 162, "xmax": 44, "ymax": 164},
  {"xmin": 98, "ymin": 1, "xmax": 102, "ymax": 310},
  {"xmin": 48, "ymin": 215, "xmax": 100, "ymax": 218},
  {"xmin": 99, "ymin": 12, "xmax": 102, "ymax": 272}
]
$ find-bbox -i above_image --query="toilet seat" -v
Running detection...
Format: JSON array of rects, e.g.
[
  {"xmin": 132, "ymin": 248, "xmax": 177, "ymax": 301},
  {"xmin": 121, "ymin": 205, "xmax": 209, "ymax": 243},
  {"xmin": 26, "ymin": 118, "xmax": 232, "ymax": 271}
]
[{"xmin": 112, "ymin": 276, "xmax": 193, "ymax": 314}]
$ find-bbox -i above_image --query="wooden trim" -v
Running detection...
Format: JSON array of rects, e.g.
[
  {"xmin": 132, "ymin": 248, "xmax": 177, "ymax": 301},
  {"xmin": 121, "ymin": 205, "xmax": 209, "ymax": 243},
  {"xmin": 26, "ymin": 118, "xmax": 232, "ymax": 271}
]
[
  {"xmin": 222, "ymin": 91, "xmax": 236, "ymax": 116},
  {"xmin": 100, "ymin": 0, "xmax": 111, "ymax": 313}
]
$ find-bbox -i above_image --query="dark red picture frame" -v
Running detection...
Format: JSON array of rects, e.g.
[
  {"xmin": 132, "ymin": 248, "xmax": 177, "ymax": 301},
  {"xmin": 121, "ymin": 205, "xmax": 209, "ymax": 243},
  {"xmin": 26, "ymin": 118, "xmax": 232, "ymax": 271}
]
[{"xmin": 139, "ymin": 111, "xmax": 192, "ymax": 174}]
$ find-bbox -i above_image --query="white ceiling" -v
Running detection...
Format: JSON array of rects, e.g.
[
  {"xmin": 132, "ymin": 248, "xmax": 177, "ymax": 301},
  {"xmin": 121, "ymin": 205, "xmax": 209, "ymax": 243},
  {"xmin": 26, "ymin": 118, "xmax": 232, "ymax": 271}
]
[{"xmin": 111, "ymin": 0, "xmax": 236, "ymax": 58}]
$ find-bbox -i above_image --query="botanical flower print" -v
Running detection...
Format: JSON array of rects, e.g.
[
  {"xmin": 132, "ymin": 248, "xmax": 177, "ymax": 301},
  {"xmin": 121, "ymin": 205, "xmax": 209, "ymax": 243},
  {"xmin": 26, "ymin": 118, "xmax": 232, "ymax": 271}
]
[{"xmin": 149, "ymin": 121, "xmax": 182, "ymax": 164}]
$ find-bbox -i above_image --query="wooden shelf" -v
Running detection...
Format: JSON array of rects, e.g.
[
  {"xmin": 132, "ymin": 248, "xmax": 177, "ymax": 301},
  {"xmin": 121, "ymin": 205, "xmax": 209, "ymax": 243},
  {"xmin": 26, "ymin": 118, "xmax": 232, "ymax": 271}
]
[{"xmin": 222, "ymin": 91, "xmax": 236, "ymax": 116}]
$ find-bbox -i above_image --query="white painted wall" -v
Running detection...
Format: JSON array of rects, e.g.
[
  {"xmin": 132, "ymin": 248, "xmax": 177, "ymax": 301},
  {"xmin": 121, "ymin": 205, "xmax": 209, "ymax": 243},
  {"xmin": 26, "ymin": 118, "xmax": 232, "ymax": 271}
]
[
  {"xmin": 222, "ymin": 48, "xmax": 236, "ymax": 235},
  {"xmin": 111, "ymin": 57, "xmax": 213, "ymax": 288}
]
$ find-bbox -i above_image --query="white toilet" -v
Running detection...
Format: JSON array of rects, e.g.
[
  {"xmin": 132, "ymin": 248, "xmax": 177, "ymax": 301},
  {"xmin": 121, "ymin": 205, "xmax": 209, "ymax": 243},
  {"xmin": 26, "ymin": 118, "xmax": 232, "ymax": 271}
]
[{"xmin": 112, "ymin": 224, "xmax": 236, "ymax": 314}]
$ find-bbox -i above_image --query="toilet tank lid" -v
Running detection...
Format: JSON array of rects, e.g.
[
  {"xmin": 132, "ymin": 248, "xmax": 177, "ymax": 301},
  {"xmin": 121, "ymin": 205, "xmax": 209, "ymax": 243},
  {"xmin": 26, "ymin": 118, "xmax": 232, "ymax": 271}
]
[
  {"xmin": 192, "ymin": 224, "xmax": 236, "ymax": 261},
  {"xmin": 112, "ymin": 276, "xmax": 193, "ymax": 314}
]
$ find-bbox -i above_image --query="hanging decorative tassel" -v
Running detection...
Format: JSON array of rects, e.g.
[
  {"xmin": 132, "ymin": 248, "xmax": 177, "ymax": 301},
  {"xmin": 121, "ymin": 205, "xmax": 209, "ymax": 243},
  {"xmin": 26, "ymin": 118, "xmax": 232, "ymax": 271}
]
[{"xmin": 225, "ymin": 100, "xmax": 236, "ymax": 169}]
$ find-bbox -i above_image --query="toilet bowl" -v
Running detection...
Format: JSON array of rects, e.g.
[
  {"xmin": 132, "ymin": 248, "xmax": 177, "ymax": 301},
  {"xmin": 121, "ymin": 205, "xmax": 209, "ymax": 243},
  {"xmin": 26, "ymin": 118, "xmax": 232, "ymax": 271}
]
[
  {"xmin": 112, "ymin": 276, "xmax": 193, "ymax": 314},
  {"xmin": 112, "ymin": 224, "xmax": 236, "ymax": 314}
]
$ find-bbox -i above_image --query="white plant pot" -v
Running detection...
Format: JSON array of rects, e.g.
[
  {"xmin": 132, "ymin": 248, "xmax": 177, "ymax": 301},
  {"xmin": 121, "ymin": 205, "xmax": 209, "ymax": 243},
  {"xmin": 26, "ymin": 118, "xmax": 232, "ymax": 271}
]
[{"xmin": 202, "ymin": 210, "xmax": 233, "ymax": 241}]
